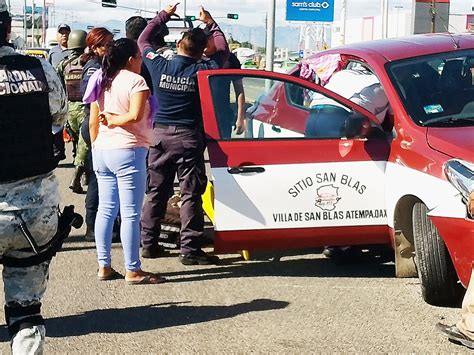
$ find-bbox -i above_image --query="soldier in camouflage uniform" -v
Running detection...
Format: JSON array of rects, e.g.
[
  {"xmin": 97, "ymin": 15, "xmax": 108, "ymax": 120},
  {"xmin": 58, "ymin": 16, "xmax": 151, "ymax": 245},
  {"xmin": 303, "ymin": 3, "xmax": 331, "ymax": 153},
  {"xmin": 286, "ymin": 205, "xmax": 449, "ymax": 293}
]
[
  {"xmin": 0, "ymin": 2, "xmax": 68, "ymax": 353},
  {"xmin": 56, "ymin": 30, "xmax": 88, "ymax": 194}
]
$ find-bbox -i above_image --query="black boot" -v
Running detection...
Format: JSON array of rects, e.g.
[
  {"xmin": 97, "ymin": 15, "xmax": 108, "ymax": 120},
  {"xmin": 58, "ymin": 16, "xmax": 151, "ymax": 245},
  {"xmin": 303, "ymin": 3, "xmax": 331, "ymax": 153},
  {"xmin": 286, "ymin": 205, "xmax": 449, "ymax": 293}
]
[
  {"xmin": 84, "ymin": 225, "xmax": 95, "ymax": 242},
  {"xmin": 81, "ymin": 171, "xmax": 89, "ymax": 186},
  {"xmin": 69, "ymin": 166, "xmax": 85, "ymax": 194}
]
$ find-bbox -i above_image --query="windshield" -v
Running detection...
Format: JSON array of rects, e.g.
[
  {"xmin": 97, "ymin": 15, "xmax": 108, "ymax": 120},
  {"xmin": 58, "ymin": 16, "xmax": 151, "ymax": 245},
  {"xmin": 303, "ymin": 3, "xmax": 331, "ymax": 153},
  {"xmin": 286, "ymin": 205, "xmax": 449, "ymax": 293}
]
[{"xmin": 387, "ymin": 49, "xmax": 474, "ymax": 127}]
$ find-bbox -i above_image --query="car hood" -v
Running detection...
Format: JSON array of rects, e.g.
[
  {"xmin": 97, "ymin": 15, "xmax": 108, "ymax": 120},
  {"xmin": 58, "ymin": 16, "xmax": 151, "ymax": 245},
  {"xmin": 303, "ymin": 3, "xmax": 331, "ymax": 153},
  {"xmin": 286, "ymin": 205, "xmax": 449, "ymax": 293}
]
[{"xmin": 426, "ymin": 127, "xmax": 474, "ymax": 163}]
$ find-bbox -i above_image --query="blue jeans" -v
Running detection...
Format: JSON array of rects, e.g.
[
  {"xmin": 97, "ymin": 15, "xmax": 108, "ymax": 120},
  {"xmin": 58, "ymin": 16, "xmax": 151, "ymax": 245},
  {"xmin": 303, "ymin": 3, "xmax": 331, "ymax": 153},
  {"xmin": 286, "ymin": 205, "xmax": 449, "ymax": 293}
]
[{"xmin": 93, "ymin": 147, "xmax": 147, "ymax": 271}]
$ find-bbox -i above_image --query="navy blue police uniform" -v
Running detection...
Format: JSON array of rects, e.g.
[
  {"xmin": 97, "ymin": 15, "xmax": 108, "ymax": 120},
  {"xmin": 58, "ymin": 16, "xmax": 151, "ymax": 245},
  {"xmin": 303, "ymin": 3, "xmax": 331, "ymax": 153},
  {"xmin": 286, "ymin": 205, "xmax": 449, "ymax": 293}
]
[
  {"xmin": 80, "ymin": 57, "xmax": 101, "ymax": 235},
  {"xmin": 139, "ymin": 10, "xmax": 228, "ymax": 262}
]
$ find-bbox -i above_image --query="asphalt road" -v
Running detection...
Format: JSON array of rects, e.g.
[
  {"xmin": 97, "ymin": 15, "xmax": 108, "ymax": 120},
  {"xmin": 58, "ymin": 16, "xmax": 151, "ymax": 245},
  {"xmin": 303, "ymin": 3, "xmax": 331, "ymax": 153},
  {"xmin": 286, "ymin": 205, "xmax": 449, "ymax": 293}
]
[{"xmin": 0, "ymin": 152, "xmax": 469, "ymax": 354}]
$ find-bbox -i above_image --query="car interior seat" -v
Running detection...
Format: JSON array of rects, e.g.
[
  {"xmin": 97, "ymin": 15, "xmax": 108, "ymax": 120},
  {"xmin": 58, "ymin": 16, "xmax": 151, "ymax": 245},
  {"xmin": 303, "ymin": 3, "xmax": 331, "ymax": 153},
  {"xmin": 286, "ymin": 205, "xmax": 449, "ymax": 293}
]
[
  {"xmin": 392, "ymin": 63, "xmax": 438, "ymax": 121},
  {"xmin": 305, "ymin": 104, "xmax": 351, "ymax": 138},
  {"xmin": 415, "ymin": 63, "xmax": 440, "ymax": 92},
  {"xmin": 439, "ymin": 59, "xmax": 472, "ymax": 91},
  {"xmin": 438, "ymin": 59, "xmax": 473, "ymax": 114}
]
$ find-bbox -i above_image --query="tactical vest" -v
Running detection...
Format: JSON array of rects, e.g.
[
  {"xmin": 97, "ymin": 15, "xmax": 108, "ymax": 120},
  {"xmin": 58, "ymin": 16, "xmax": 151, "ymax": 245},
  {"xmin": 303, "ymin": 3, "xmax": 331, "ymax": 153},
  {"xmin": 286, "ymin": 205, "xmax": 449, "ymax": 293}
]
[
  {"xmin": 0, "ymin": 54, "xmax": 56, "ymax": 182},
  {"xmin": 63, "ymin": 56, "xmax": 83, "ymax": 102}
]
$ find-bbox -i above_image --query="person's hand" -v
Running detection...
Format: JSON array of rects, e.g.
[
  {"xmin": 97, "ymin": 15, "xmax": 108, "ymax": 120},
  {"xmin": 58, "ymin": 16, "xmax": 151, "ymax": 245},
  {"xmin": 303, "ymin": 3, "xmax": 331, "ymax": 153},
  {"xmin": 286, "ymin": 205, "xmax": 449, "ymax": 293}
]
[
  {"xmin": 234, "ymin": 116, "xmax": 246, "ymax": 135},
  {"xmin": 198, "ymin": 6, "xmax": 214, "ymax": 24},
  {"xmin": 100, "ymin": 112, "xmax": 116, "ymax": 128},
  {"xmin": 164, "ymin": 3, "xmax": 179, "ymax": 16},
  {"xmin": 98, "ymin": 113, "xmax": 107, "ymax": 126}
]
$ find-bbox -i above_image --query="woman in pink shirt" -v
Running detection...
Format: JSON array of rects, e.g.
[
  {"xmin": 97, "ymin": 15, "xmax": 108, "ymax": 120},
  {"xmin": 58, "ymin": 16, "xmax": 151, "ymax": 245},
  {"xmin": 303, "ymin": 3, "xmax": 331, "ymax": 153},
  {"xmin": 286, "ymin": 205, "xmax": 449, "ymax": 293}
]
[{"xmin": 89, "ymin": 38, "xmax": 164, "ymax": 284}]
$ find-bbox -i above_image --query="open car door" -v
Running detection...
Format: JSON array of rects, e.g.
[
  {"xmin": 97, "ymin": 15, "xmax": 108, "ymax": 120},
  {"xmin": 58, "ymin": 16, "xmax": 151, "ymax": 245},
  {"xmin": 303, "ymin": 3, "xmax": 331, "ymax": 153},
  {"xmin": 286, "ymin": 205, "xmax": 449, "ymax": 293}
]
[{"xmin": 197, "ymin": 69, "xmax": 391, "ymax": 253}]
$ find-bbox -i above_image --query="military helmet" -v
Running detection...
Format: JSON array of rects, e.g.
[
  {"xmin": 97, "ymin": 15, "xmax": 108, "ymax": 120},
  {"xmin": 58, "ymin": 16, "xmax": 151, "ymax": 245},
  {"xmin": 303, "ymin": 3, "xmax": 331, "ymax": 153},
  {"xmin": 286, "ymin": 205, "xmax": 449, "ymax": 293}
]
[{"xmin": 68, "ymin": 30, "xmax": 87, "ymax": 50}]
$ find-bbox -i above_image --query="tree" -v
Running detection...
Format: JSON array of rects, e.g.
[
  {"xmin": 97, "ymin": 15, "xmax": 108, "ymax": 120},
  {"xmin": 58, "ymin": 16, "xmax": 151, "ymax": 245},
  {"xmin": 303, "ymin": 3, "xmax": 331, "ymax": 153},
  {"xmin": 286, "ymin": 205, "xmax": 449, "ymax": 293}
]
[{"xmin": 240, "ymin": 41, "xmax": 253, "ymax": 49}]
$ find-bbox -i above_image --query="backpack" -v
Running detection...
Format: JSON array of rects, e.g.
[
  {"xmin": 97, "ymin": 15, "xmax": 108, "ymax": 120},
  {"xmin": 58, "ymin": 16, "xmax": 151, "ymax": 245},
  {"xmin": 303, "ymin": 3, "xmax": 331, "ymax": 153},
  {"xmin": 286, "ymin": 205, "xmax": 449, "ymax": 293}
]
[{"xmin": 63, "ymin": 56, "xmax": 83, "ymax": 102}]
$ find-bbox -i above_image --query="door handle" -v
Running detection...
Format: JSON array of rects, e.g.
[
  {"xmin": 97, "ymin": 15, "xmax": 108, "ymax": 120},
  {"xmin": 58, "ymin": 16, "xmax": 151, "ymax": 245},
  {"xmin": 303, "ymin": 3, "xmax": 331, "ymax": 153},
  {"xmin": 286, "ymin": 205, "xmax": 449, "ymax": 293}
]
[{"xmin": 227, "ymin": 166, "xmax": 266, "ymax": 174}]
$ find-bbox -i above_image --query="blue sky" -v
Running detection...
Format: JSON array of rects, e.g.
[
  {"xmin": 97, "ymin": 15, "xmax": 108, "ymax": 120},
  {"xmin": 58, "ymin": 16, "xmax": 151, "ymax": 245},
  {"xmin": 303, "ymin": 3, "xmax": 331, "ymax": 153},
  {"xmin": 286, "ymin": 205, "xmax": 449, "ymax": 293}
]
[{"xmin": 8, "ymin": 0, "xmax": 473, "ymax": 28}]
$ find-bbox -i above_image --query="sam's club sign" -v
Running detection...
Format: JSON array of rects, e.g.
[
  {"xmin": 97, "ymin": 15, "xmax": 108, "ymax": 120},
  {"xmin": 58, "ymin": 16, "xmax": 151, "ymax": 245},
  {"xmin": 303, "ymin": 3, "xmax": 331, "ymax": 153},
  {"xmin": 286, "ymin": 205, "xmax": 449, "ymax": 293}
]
[{"xmin": 286, "ymin": 0, "xmax": 335, "ymax": 22}]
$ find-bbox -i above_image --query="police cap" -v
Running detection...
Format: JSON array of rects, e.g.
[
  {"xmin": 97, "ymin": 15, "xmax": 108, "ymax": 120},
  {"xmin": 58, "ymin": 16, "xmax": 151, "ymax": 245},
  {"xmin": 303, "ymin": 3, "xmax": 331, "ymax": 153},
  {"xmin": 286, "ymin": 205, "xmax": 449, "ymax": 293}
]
[{"xmin": 57, "ymin": 23, "xmax": 71, "ymax": 32}]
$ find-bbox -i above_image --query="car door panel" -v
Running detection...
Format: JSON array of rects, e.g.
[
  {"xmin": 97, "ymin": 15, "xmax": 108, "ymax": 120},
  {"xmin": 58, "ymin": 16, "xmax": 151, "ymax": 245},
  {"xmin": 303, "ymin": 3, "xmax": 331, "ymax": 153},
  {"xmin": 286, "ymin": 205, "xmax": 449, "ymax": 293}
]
[{"xmin": 198, "ymin": 69, "xmax": 391, "ymax": 253}]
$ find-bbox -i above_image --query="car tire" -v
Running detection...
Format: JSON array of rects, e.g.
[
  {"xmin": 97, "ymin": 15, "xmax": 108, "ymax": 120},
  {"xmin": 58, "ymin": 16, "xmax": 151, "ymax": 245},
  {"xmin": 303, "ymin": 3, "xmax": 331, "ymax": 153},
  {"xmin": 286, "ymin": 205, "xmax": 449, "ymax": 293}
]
[{"xmin": 412, "ymin": 202, "xmax": 464, "ymax": 306}]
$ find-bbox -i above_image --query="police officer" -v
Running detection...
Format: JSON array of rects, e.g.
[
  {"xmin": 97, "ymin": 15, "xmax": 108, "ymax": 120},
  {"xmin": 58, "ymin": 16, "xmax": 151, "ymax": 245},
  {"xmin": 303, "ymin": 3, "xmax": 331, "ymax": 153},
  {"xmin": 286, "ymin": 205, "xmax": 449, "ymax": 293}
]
[
  {"xmin": 48, "ymin": 23, "xmax": 72, "ymax": 68},
  {"xmin": 0, "ymin": 2, "xmax": 68, "ymax": 353},
  {"xmin": 138, "ymin": 4, "xmax": 229, "ymax": 264},
  {"xmin": 57, "ymin": 30, "xmax": 88, "ymax": 193}
]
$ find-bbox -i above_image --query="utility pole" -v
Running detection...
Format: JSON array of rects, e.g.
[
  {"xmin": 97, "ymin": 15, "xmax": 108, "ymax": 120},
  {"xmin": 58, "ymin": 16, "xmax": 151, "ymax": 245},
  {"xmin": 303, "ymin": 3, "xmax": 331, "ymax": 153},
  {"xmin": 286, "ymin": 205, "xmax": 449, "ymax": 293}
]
[
  {"xmin": 31, "ymin": 0, "xmax": 35, "ymax": 47},
  {"xmin": 265, "ymin": 0, "xmax": 275, "ymax": 72},
  {"xmin": 430, "ymin": 0, "xmax": 436, "ymax": 33},
  {"xmin": 23, "ymin": 0, "xmax": 27, "ymax": 48},
  {"xmin": 394, "ymin": 5, "xmax": 403, "ymax": 37},
  {"xmin": 42, "ymin": 0, "xmax": 46, "ymax": 47},
  {"xmin": 381, "ymin": 0, "xmax": 388, "ymax": 39},
  {"xmin": 340, "ymin": 0, "xmax": 346, "ymax": 44}
]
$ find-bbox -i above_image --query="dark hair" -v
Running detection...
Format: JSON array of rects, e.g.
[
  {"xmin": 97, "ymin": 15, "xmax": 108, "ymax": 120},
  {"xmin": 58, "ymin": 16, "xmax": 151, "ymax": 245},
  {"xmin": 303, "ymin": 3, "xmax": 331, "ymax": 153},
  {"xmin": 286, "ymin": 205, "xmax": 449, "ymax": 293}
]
[
  {"xmin": 101, "ymin": 38, "xmax": 139, "ymax": 90},
  {"xmin": 80, "ymin": 27, "xmax": 113, "ymax": 65},
  {"xmin": 149, "ymin": 23, "xmax": 169, "ymax": 50},
  {"xmin": 180, "ymin": 28, "xmax": 207, "ymax": 58},
  {"xmin": 125, "ymin": 16, "xmax": 147, "ymax": 41}
]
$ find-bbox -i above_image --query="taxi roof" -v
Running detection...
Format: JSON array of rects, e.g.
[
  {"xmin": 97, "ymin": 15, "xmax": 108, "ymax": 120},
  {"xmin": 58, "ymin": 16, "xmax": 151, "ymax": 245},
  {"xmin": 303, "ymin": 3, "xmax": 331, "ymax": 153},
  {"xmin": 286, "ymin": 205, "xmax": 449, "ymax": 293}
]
[{"xmin": 323, "ymin": 33, "xmax": 474, "ymax": 63}]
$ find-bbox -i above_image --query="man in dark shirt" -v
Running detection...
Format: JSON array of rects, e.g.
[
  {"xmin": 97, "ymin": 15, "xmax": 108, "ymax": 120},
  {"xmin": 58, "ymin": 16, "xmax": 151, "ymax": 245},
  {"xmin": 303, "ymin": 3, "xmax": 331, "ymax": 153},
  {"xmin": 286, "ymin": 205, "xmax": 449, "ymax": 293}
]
[
  {"xmin": 48, "ymin": 23, "xmax": 71, "ymax": 68},
  {"xmin": 207, "ymin": 50, "xmax": 246, "ymax": 139},
  {"xmin": 138, "ymin": 3, "xmax": 229, "ymax": 265}
]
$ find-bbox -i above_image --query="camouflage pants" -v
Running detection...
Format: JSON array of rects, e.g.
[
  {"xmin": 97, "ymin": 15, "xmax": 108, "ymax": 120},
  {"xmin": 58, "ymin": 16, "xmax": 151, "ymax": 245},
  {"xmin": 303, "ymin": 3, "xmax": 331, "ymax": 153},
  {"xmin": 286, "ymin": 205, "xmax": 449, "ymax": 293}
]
[
  {"xmin": 0, "ymin": 173, "xmax": 59, "ymax": 354},
  {"xmin": 74, "ymin": 132, "xmax": 89, "ymax": 168},
  {"xmin": 66, "ymin": 101, "xmax": 85, "ymax": 160}
]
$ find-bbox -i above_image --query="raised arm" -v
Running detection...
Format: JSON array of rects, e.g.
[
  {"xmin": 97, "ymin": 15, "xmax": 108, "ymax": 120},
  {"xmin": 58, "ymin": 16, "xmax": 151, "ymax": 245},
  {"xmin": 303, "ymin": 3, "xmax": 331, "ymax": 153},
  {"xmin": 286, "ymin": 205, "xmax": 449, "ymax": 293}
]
[
  {"xmin": 199, "ymin": 6, "xmax": 230, "ymax": 67},
  {"xmin": 138, "ymin": 3, "xmax": 178, "ymax": 53}
]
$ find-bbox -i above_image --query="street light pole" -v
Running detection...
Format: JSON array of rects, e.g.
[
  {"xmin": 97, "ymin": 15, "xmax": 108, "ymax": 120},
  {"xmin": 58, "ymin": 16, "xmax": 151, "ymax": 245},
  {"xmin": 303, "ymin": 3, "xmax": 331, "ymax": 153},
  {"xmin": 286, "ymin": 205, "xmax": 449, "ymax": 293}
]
[
  {"xmin": 23, "ymin": 0, "xmax": 27, "ymax": 48},
  {"xmin": 31, "ymin": 0, "xmax": 35, "ymax": 47},
  {"xmin": 265, "ymin": 0, "xmax": 275, "ymax": 71},
  {"xmin": 381, "ymin": 0, "xmax": 388, "ymax": 39},
  {"xmin": 394, "ymin": 5, "xmax": 403, "ymax": 37},
  {"xmin": 340, "ymin": 0, "xmax": 346, "ymax": 44},
  {"xmin": 430, "ymin": 0, "xmax": 436, "ymax": 33},
  {"xmin": 42, "ymin": 0, "xmax": 46, "ymax": 47}
]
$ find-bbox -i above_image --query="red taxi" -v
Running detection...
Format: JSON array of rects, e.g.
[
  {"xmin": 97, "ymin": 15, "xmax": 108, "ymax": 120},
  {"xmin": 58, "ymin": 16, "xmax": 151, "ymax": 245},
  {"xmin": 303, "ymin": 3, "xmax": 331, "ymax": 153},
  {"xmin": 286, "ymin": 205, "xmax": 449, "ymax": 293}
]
[{"xmin": 197, "ymin": 33, "xmax": 474, "ymax": 306}]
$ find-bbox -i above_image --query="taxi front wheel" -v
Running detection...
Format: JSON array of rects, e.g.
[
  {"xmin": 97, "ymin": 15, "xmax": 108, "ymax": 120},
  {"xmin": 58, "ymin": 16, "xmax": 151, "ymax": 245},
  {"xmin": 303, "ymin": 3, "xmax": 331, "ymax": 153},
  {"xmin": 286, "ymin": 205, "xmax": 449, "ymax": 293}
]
[{"xmin": 412, "ymin": 202, "xmax": 464, "ymax": 306}]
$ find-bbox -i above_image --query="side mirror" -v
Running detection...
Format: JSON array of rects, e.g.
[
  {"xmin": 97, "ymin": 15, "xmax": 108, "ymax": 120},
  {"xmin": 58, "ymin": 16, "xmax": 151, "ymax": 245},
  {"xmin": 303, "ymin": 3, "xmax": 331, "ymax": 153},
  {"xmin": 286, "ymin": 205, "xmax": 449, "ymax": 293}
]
[{"xmin": 344, "ymin": 114, "xmax": 372, "ymax": 139}]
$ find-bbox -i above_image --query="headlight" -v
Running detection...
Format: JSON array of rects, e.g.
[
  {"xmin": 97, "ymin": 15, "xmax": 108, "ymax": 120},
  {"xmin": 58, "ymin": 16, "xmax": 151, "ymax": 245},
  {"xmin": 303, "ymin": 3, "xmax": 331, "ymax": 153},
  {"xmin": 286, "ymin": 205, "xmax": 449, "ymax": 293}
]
[{"xmin": 444, "ymin": 159, "xmax": 474, "ymax": 200}]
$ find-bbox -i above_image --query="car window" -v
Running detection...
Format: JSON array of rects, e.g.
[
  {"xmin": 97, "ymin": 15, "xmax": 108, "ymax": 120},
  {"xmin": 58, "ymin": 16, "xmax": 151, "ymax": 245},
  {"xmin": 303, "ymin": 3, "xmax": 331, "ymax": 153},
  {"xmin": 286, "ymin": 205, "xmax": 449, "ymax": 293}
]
[
  {"xmin": 388, "ymin": 49, "xmax": 474, "ymax": 127},
  {"xmin": 209, "ymin": 75, "xmax": 366, "ymax": 140}
]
